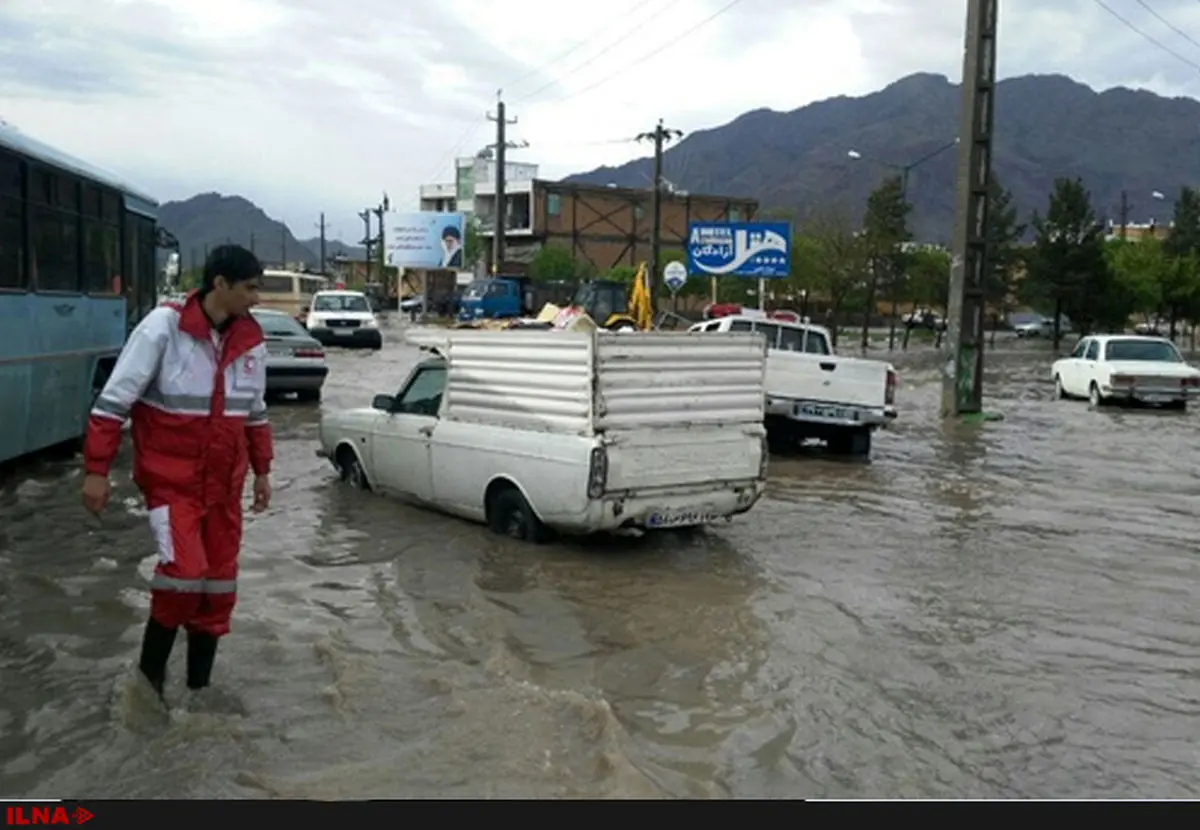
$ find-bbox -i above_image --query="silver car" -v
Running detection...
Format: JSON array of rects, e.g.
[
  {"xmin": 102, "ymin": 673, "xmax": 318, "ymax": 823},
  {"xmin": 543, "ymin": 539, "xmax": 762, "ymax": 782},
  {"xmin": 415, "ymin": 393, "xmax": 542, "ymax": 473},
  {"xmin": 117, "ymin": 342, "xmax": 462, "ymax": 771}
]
[{"xmin": 251, "ymin": 308, "xmax": 329, "ymax": 402}]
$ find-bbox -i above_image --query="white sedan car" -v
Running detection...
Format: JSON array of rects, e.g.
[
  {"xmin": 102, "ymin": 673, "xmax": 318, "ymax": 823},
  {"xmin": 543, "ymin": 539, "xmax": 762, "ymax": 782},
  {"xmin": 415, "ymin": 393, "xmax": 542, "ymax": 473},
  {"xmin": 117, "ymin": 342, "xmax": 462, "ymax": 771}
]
[{"xmin": 1051, "ymin": 334, "xmax": 1200, "ymax": 409}]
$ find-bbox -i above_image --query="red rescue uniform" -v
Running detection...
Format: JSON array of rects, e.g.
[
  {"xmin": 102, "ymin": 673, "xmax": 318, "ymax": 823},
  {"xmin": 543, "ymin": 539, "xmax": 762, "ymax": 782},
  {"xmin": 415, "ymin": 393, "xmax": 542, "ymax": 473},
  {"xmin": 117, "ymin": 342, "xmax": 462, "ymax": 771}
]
[{"xmin": 84, "ymin": 292, "xmax": 272, "ymax": 638}]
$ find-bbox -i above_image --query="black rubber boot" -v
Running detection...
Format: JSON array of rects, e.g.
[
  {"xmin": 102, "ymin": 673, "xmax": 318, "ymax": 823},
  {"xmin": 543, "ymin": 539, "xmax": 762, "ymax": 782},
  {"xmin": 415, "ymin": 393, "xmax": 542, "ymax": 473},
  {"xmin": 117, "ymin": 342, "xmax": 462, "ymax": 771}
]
[
  {"xmin": 186, "ymin": 631, "xmax": 219, "ymax": 690},
  {"xmin": 137, "ymin": 618, "xmax": 178, "ymax": 698}
]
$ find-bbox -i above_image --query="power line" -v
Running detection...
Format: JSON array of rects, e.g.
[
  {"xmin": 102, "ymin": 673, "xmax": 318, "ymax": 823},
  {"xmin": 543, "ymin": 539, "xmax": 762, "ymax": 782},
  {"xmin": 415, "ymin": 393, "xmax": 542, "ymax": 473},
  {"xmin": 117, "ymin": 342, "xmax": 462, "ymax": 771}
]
[
  {"xmin": 544, "ymin": 0, "xmax": 750, "ymax": 107},
  {"xmin": 511, "ymin": 0, "xmax": 692, "ymax": 105},
  {"xmin": 1092, "ymin": 0, "xmax": 1200, "ymax": 72},
  {"xmin": 1133, "ymin": 0, "xmax": 1200, "ymax": 53},
  {"xmin": 424, "ymin": 116, "xmax": 488, "ymax": 183},
  {"xmin": 501, "ymin": 0, "xmax": 664, "ymax": 90}
]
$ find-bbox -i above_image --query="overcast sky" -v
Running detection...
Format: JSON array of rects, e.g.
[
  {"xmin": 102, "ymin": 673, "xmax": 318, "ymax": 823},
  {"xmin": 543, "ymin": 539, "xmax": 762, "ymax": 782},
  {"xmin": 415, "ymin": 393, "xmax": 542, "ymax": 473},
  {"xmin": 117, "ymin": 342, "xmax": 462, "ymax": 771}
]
[{"xmin": 3, "ymin": 0, "xmax": 1200, "ymax": 242}]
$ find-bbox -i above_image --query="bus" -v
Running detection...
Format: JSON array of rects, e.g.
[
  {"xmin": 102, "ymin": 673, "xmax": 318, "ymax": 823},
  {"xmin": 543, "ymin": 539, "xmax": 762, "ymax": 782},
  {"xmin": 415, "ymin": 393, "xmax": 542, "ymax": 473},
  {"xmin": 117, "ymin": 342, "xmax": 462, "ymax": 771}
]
[
  {"xmin": 0, "ymin": 122, "xmax": 161, "ymax": 466},
  {"xmin": 258, "ymin": 268, "xmax": 329, "ymax": 321}
]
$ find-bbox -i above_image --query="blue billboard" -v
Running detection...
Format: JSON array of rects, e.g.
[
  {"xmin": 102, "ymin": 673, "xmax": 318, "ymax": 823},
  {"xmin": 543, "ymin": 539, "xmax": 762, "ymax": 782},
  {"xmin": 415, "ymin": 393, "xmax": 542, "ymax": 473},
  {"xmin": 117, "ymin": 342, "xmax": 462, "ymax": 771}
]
[{"xmin": 686, "ymin": 221, "xmax": 791, "ymax": 278}]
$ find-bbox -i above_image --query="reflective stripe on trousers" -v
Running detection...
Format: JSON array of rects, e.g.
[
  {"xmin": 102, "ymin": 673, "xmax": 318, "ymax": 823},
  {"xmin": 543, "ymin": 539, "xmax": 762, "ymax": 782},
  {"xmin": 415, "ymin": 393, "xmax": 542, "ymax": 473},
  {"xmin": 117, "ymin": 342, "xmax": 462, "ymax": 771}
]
[{"xmin": 150, "ymin": 574, "xmax": 237, "ymax": 594}]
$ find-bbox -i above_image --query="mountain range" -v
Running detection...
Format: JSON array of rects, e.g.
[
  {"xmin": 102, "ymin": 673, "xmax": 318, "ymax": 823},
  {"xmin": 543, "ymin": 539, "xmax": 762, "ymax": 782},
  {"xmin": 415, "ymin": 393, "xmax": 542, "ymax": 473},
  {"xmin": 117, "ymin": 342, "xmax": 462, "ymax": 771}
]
[{"xmin": 159, "ymin": 72, "xmax": 1200, "ymax": 257}]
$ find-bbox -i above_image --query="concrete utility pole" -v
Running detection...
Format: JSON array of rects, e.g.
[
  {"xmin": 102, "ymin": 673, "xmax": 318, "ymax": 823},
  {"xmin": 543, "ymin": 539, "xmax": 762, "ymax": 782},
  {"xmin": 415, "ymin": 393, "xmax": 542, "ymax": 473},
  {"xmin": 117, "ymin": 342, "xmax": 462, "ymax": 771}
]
[
  {"xmin": 486, "ymin": 91, "xmax": 519, "ymax": 273},
  {"xmin": 359, "ymin": 209, "xmax": 373, "ymax": 282},
  {"xmin": 316, "ymin": 213, "xmax": 327, "ymax": 273},
  {"xmin": 636, "ymin": 118, "xmax": 684, "ymax": 311},
  {"xmin": 942, "ymin": 0, "xmax": 998, "ymax": 419},
  {"xmin": 373, "ymin": 194, "xmax": 388, "ymax": 279}
]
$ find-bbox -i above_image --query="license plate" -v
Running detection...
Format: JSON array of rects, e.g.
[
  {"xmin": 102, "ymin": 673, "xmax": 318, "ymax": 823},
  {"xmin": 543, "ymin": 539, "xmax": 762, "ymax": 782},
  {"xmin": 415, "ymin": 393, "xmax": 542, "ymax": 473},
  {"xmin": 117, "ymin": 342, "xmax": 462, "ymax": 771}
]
[
  {"xmin": 332, "ymin": 328, "xmax": 354, "ymax": 336},
  {"xmin": 797, "ymin": 403, "xmax": 858, "ymax": 421},
  {"xmin": 267, "ymin": 346, "xmax": 292, "ymax": 357},
  {"xmin": 646, "ymin": 509, "xmax": 718, "ymax": 529},
  {"xmin": 1142, "ymin": 393, "xmax": 1172, "ymax": 403}
]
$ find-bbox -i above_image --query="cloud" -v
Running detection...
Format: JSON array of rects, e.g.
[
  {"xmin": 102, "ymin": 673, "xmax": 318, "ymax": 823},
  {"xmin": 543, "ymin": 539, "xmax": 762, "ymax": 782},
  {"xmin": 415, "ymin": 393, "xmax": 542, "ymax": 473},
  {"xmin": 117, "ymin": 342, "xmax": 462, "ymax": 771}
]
[{"xmin": 2, "ymin": 0, "xmax": 1200, "ymax": 243}]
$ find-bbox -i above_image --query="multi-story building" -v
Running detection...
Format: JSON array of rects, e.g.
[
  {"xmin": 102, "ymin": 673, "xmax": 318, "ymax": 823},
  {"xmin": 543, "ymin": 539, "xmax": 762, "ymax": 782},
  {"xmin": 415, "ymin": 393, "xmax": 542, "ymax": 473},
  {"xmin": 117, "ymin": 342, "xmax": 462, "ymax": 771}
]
[{"xmin": 1103, "ymin": 219, "xmax": 1168, "ymax": 242}]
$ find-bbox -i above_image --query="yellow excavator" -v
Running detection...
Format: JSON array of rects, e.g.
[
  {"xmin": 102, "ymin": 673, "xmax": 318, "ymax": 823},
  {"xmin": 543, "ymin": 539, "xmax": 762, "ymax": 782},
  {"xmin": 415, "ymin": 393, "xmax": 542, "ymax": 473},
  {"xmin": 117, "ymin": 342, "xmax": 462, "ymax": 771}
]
[{"xmin": 567, "ymin": 262, "xmax": 654, "ymax": 331}]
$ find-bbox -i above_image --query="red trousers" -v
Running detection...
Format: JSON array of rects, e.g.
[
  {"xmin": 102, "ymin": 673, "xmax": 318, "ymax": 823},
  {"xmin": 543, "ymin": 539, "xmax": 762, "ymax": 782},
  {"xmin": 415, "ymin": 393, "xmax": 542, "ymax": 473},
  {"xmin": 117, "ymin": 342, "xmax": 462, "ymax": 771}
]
[{"xmin": 145, "ymin": 497, "xmax": 242, "ymax": 637}]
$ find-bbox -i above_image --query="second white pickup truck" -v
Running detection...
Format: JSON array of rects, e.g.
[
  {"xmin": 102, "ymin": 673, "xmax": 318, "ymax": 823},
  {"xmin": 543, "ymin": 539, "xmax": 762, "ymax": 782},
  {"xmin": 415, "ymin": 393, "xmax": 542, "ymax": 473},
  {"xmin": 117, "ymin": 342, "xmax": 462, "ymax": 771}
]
[{"xmin": 690, "ymin": 314, "xmax": 897, "ymax": 457}]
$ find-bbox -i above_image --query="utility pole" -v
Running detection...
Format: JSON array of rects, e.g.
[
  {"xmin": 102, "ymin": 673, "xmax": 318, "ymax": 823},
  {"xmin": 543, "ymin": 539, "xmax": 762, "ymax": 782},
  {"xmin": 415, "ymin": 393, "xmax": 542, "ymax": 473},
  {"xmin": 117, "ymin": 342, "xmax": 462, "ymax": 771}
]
[
  {"xmin": 942, "ymin": 0, "xmax": 998, "ymax": 419},
  {"xmin": 359, "ymin": 209, "xmax": 373, "ymax": 283},
  {"xmin": 636, "ymin": 118, "xmax": 684, "ymax": 311},
  {"xmin": 1119, "ymin": 189, "xmax": 1130, "ymax": 239},
  {"xmin": 373, "ymin": 196, "xmax": 387, "ymax": 289},
  {"xmin": 316, "ymin": 213, "xmax": 327, "ymax": 273},
  {"xmin": 486, "ymin": 91, "xmax": 519, "ymax": 273}
]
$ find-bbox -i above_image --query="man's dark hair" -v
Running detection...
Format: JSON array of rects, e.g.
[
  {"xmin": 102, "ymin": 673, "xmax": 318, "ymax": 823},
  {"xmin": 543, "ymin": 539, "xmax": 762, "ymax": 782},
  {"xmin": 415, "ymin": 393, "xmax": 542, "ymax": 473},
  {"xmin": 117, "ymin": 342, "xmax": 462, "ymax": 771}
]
[
  {"xmin": 441, "ymin": 225, "xmax": 461, "ymax": 242},
  {"xmin": 202, "ymin": 244, "xmax": 263, "ymax": 292}
]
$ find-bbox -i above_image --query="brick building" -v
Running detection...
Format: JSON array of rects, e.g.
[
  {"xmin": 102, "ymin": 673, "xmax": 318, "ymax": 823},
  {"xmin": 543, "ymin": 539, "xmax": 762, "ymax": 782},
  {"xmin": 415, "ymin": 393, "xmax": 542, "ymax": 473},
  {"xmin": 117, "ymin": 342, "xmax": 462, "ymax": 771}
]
[{"xmin": 481, "ymin": 179, "xmax": 759, "ymax": 274}]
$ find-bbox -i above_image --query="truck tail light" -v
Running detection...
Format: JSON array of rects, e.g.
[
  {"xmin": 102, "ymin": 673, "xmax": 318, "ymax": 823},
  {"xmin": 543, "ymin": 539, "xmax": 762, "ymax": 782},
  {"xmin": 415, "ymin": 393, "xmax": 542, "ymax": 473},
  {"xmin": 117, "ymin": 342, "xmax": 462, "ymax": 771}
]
[
  {"xmin": 295, "ymin": 348, "xmax": 325, "ymax": 359},
  {"xmin": 587, "ymin": 446, "xmax": 608, "ymax": 499},
  {"xmin": 885, "ymin": 369, "xmax": 897, "ymax": 405}
]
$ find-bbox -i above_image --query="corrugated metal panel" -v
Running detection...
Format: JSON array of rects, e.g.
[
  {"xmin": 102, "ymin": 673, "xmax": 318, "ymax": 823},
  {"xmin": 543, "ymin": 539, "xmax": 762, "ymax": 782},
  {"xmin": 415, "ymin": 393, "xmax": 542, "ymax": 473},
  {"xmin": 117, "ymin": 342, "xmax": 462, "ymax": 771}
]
[
  {"xmin": 0, "ymin": 122, "xmax": 159, "ymax": 208},
  {"xmin": 436, "ymin": 329, "xmax": 596, "ymax": 434},
  {"xmin": 594, "ymin": 332, "xmax": 766, "ymax": 431}
]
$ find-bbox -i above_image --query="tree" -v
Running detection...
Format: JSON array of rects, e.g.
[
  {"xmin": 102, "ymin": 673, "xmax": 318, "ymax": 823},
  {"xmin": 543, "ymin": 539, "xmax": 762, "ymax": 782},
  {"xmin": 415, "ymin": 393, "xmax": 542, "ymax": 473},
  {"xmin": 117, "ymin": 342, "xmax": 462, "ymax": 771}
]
[
  {"xmin": 528, "ymin": 244, "xmax": 583, "ymax": 281},
  {"xmin": 1160, "ymin": 187, "xmax": 1200, "ymax": 338},
  {"xmin": 463, "ymin": 217, "xmax": 485, "ymax": 269},
  {"xmin": 984, "ymin": 174, "xmax": 1026, "ymax": 342},
  {"xmin": 1105, "ymin": 236, "xmax": 1166, "ymax": 319},
  {"xmin": 1026, "ymin": 177, "xmax": 1127, "ymax": 346},
  {"xmin": 860, "ymin": 175, "xmax": 912, "ymax": 350},
  {"xmin": 801, "ymin": 209, "xmax": 869, "ymax": 347}
]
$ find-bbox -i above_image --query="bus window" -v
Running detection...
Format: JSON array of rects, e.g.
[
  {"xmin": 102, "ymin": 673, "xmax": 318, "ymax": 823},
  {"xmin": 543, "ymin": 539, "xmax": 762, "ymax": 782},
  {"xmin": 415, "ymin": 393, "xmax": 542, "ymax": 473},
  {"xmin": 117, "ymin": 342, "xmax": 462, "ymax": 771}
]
[
  {"xmin": 260, "ymin": 274, "xmax": 295, "ymax": 294},
  {"xmin": 32, "ymin": 203, "xmax": 80, "ymax": 292},
  {"xmin": 0, "ymin": 151, "xmax": 24, "ymax": 289}
]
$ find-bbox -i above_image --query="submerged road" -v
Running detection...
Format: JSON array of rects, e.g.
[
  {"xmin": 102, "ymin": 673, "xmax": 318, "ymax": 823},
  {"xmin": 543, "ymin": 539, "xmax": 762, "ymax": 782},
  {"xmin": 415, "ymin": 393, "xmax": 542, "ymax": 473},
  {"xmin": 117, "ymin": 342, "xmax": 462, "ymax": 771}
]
[{"xmin": 1, "ymin": 329, "xmax": 1197, "ymax": 798}]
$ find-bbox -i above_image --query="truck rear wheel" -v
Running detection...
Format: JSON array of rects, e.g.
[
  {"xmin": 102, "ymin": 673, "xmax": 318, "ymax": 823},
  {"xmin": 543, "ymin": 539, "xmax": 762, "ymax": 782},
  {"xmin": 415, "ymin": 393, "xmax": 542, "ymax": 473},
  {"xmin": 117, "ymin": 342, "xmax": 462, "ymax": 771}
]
[
  {"xmin": 827, "ymin": 428, "xmax": 871, "ymax": 458},
  {"xmin": 487, "ymin": 484, "xmax": 548, "ymax": 543}
]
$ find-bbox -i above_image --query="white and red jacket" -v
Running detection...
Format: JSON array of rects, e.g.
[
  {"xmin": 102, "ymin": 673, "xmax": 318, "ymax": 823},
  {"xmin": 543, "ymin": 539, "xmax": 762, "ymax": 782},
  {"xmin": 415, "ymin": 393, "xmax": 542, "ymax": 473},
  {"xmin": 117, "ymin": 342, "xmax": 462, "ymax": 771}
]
[{"xmin": 84, "ymin": 292, "xmax": 273, "ymax": 506}]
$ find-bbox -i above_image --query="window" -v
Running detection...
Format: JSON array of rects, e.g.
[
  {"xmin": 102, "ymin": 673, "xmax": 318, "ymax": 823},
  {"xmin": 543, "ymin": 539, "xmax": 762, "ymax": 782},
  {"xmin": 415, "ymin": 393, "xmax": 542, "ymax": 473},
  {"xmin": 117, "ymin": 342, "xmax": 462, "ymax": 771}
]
[
  {"xmin": 260, "ymin": 274, "xmax": 295, "ymax": 294},
  {"xmin": 728, "ymin": 207, "xmax": 741, "ymax": 221},
  {"xmin": 1069, "ymin": 340, "xmax": 1088, "ymax": 359},
  {"xmin": 83, "ymin": 219, "xmax": 120, "ymax": 293},
  {"xmin": 313, "ymin": 293, "xmax": 370, "ymax": 312},
  {"xmin": 756, "ymin": 323, "xmax": 780, "ymax": 349},
  {"xmin": 778, "ymin": 326, "xmax": 802, "ymax": 351},
  {"xmin": 123, "ymin": 213, "xmax": 157, "ymax": 327},
  {"xmin": 728, "ymin": 320, "xmax": 754, "ymax": 332},
  {"xmin": 486, "ymin": 281, "xmax": 508, "ymax": 296},
  {"xmin": 1104, "ymin": 338, "xmax": 1182, "ymax": 362},
  {"xmin": 1084, "ymin": 341, "xmax": 1099, "ymax": 360},
  {"xmin": 547, "ymin": 193, "xmax": 561, "ymax": 216},
  {"xmin": 397, "ymin": 366, "xmax": 447, "ymax": 416},
  {"xmin": 32, "ymin": 206, "xmax": 80, "ymax": 291},
  {"xmin": 0, "ymin": 152, "xmax": 24, "ymax": 289}
]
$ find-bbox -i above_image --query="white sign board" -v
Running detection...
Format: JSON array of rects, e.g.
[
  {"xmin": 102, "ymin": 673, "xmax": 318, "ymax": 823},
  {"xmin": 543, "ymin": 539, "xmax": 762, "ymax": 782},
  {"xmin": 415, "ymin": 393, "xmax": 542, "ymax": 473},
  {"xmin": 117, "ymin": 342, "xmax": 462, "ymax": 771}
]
[{"xmin": 663, "ymin": 260, "xmax": 687, "ymax": 293}]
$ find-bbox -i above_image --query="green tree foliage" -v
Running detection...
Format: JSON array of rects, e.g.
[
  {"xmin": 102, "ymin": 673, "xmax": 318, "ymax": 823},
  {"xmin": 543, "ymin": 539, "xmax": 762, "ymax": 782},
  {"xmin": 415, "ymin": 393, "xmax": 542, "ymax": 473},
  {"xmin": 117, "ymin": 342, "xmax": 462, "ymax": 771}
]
[
  {"xmin": 1026, "ymin": 177, "xmax": 1128, "ymax": 344},
  {"xmin": 1105, "ymin": 236, "xmax": 1166, "ymax": 317},
  {"xmin": 797, "ymin": 209, "xmax": 868, "ymax": 346},
  {"xmin": 905, "ymin": 247, "xmax": 951, "ymax": 310},
  {"xmin": 984, "ymin": 175, "xmax": 1026, "ymax": 321},
  {"xmin": 463, "ymin": 217, "xmax": 485, "ymax": 268},
  {"xmin": 861, "ymin": 175, "xmax": 912, "ymax": 348},
  {"xmin": 1159, "ymin": 187, "xmax": 1200, "ymax": 336},
  {"xmin": 529, "ymin": 244, "xmax": 585, "ymax": 281}
]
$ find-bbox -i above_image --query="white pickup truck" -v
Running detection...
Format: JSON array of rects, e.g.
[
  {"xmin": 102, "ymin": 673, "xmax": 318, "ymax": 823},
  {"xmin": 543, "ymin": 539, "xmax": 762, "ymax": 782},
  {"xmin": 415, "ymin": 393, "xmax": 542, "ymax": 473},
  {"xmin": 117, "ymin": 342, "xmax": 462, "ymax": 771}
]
[
  {"xmin": 316, "ymin": 327, "xmax": 769, "ymax": 542},
  {"xmin": 690, "ymin": 314, "xmax": 896, "ymax": 457}
]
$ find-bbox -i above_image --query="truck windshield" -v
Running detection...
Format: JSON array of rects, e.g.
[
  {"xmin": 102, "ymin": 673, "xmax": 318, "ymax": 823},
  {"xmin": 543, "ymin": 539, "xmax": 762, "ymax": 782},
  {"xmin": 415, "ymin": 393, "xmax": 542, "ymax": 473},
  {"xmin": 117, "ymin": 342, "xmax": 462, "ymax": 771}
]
[
  {"xmin": 464, "ymin": 280, "xmax": 489, "ymax": 299},
  {"xmin": 314, "ymin": 294, "xmax": 370, "ymax": 312}
]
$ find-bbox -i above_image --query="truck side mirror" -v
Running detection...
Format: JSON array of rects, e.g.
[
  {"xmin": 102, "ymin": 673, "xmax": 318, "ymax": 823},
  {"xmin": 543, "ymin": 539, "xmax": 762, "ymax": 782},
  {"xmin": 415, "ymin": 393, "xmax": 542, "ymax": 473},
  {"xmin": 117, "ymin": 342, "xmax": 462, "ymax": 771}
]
[{"xmin": 372, "ymin": 394, "xmax": 395, "ymax": 411}]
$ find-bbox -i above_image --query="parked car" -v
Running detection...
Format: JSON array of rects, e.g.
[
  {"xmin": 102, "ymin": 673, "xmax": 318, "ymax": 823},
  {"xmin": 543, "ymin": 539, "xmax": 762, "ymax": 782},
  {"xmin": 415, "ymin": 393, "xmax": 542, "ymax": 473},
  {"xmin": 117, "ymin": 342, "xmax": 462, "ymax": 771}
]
[
  {"xmin": 316, "ymin": 327, "xmax": 769, "ymax": 542},
  {"xmin": 251, "ymin": 308, "xmax": 328, "ymax": 401},
  {"xmin": 306, "ymin": 290, "xmax": 382, "ymax": 349},
  {"xmin": 689, "ymin": 315, "xmax": 896, "ymax": 457},
  {"xmin": 901, "ymin": 308, "xmax": 946, "ymax": 331},
  {"xmin": 1010, "ymin": 311, "xmax": 1074, "ymax": 338},
  {"xmin": 1051, "ymin": 334, "xmax": 1200, "ymax": 409},
  {"xmin": 399, "ymin": 294, "xmax": 424, "ymax": 313}
]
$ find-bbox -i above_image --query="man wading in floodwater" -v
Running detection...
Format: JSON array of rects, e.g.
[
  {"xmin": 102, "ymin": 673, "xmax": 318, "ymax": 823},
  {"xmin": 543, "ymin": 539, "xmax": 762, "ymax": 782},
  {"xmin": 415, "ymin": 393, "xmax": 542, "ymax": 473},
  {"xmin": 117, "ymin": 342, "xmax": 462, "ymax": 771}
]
[{"xmin": 81, "ymin": 245, "xmax": 273, "ymax": 699}]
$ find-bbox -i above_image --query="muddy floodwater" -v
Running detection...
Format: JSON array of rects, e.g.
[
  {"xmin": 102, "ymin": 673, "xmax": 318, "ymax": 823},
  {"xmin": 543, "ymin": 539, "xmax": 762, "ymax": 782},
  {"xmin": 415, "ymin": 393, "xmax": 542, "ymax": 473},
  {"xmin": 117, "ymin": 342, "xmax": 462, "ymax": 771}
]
[{"xmin": 1, "ymin": 324, "xmax": 1197, "ymax": 798}]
